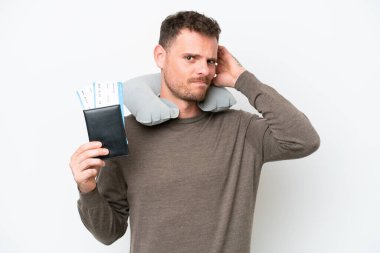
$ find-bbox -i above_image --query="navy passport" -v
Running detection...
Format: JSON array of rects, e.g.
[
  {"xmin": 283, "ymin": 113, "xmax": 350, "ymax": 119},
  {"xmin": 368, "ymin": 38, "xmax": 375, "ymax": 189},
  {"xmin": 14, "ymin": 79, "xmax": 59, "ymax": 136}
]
[{"xmin": 83, "ymin": 105, "xmax": 128, "ymax": 159}]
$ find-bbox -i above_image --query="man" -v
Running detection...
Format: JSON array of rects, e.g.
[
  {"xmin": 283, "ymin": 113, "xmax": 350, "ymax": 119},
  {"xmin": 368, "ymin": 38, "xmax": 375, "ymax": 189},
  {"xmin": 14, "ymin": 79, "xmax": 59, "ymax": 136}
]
[{"xmin": 70, "ymin": 11, "xmax": 320, "ymax": 253}]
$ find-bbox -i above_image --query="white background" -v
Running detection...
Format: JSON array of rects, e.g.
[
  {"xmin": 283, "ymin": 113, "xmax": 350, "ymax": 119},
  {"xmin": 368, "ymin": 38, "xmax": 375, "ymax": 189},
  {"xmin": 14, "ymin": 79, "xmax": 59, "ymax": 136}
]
[{"xmin": 0, "ymin": 0, "xmax": 379, "ymax": 252}]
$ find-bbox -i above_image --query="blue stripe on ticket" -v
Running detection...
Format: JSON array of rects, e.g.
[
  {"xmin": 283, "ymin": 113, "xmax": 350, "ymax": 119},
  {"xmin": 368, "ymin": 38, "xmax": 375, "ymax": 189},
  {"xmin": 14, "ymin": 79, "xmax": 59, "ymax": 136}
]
[
  {"xmin": 76, "ymin": 91, "xmax": 84, "ymax": 109},
  {"xmin": 118, "ymin": 82, "xmax": 125, "ymax": 126}
]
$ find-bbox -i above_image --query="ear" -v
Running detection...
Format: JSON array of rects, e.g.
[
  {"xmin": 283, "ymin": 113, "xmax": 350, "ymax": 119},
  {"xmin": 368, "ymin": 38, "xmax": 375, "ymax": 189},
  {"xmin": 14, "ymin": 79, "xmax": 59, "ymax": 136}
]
[{"xmin": 154, "ymin": 44, "xmax": 166, "ymax": 69}]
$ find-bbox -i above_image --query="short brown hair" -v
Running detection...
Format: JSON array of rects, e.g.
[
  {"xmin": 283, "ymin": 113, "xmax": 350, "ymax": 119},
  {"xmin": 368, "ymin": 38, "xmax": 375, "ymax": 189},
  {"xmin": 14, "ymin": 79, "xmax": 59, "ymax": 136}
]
[{"xmin": 159, "ymin": 11, "xmax": 221, "ymax": 49}]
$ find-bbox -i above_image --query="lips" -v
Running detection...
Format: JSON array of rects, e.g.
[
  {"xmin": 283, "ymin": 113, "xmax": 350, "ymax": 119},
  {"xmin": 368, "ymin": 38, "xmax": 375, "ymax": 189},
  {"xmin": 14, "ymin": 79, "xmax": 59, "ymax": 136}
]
[
  {"xmin": 188, "ymin": 77, "xmax": 210, "ymax": 84},
  {"xmin": 191, "ymin": 81, "xmax": 208, "ymax": 88}
]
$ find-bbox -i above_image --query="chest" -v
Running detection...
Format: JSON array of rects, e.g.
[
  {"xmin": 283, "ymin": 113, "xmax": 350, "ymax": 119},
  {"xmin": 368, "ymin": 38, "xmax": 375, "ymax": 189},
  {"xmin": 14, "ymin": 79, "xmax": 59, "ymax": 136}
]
[{"xmin": 123, "ymin": 126, "xmax": 239, "ymax": 206}]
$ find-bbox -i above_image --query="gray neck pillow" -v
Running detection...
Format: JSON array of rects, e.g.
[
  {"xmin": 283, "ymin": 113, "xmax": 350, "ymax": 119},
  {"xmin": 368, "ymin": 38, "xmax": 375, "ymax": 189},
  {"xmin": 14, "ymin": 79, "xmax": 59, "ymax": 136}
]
[{"xmin": 123, "ymin": 73, "xmax": 236, "ymax": 126}]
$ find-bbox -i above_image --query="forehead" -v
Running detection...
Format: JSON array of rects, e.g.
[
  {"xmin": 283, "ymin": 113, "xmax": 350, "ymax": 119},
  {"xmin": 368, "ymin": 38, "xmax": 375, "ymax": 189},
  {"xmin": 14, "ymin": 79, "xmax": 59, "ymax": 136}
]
[{"xmin": 168, "ymin": 29, "xmax": 218, "ymax": 56}]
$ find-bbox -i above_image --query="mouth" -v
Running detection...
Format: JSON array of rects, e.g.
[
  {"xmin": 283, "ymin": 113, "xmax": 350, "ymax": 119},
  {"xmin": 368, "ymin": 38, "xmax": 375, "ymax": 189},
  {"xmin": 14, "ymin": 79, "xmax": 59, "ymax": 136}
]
[
  {"xmin": 191, "ymin": 81, "xmax": 208, "ymax": 88},
  {"xmin": 188, "ymin": 76, "xmax": 210, "ymax": 86}
]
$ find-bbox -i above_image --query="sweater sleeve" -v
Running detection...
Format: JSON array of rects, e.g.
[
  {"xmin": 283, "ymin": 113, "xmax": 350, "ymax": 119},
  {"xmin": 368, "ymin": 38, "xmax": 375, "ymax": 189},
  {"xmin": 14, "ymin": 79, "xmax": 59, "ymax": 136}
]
[
  {"xmin": 235, "ymin": 71, "xmax": 320, "ymax": 163},
  {"xmin": 77, "ymin": 157, "xmax": 129, "ymax": 245}
]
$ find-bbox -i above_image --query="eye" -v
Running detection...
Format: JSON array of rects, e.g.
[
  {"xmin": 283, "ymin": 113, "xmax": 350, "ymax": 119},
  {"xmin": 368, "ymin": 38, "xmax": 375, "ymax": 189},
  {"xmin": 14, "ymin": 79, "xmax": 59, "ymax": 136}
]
[
  {"xmin": 185, "ymin": 55, "xmax": 194, "ymax": 61},
  {"xmin": 207, "ymin": 59, "xmax": 217, "ymax": 66}
]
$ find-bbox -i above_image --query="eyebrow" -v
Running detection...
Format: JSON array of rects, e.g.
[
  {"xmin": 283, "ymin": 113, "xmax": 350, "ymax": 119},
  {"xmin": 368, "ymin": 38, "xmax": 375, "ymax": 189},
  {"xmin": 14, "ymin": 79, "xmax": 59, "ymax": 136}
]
[{"xmin": 182, "ymin": 53, "xmax": 217, "ymax": 62}]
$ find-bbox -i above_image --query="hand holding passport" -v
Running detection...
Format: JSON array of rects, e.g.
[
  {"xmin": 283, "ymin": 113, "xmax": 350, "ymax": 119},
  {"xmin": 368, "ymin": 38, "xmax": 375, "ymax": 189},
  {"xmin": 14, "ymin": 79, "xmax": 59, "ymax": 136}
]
[{"xmin": 76, "ymin": 82, "xmax": 129, "ymax": 159}]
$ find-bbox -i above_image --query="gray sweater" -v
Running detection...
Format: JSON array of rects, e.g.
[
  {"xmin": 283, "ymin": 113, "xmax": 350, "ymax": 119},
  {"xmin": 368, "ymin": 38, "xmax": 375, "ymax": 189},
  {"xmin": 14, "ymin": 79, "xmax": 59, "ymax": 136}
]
[{"xmin": 77, "ymin": 71, "xmax": 320, "ymax": 253}]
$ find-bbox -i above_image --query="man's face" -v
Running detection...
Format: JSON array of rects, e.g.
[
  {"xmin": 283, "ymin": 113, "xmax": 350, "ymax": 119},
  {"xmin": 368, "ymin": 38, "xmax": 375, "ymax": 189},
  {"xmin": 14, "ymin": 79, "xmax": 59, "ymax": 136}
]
[{"xmin": 161, "ymin": 29, "xmax": 218, "ymax": 102}]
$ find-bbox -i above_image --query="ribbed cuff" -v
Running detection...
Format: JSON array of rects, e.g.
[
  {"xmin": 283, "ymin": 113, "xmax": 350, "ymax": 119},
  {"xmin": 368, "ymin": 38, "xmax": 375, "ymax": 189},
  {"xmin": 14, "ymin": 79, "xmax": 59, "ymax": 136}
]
[{"xmin": 78, "ymin": 187, "xmax": 103, "ymax": 208}]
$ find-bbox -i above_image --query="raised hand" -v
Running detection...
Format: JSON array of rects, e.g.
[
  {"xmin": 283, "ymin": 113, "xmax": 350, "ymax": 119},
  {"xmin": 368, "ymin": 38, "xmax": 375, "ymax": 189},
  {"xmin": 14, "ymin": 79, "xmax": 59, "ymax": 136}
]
[{"xmin": 213, "ymin": 45, "xmax": 246, "ymax": 88}]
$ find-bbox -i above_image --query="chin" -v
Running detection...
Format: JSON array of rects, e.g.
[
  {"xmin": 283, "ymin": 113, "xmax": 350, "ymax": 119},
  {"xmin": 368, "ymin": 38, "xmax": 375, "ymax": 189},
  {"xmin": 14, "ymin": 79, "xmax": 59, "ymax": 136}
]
[
  {"xmin": 192, "ymin": 92, "xmax": 207, "ymax": 102},
  {"xmin": 182, "ymin": 92, "xmax": 206, "ymax": 102}
]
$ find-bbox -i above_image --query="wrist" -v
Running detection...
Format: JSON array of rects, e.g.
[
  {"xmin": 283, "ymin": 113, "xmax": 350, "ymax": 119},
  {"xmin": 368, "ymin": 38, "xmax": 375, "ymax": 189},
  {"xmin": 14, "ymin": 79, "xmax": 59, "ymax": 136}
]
[
  {"xmin": 78, "ymin": 183, "xmax": 97, "ymax": 194},
  {"xmin": 232, "ymin": 68, "xmax": 246, "ymax": 87}
]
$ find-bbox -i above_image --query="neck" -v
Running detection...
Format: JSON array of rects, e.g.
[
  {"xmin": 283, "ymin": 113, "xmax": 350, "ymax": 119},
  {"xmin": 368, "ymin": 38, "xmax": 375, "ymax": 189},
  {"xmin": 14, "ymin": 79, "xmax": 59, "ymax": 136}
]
[{"xmin": 175, "ymin": 100, "xmax": 202, "ymax": 119}]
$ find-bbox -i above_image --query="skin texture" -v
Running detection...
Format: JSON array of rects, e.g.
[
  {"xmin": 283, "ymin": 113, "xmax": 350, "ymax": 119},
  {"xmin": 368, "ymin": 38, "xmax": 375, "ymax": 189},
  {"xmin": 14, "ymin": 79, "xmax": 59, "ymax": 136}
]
[{"xmin": 70, "ymin": 28, "xmax": 245, "ymax": 194}]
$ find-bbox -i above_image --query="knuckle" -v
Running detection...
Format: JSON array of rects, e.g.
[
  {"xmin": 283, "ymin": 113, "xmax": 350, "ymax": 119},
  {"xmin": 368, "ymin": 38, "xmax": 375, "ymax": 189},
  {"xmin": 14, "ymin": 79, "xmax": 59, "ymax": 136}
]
[
  {"xmin": 77, "ymin": 146, "xmax": 84, "ymax": 154},
  {"xmin": 73, "ymin": 174, "xmax": 82, "ymax": 183},
  {"xmin": 91, "ymin": 169, "xmax": 99, "ymax": 177},
  {"xmin": 78, "ymin": 142, "xmax": 91, "ymax": 153},
  {"xmin": 77, "ymin": 153, "xmax": 85, "ymax": 162},
  {"xmin": 83, "ymin": 149, "xmax": 99, "ymax": 159},
  {"xmin": 88, "ymin": 149, "xmax": 98, "ymax": 158},
  {"xmin": 83, "ymin": 158, "xmax": 100, "ymax": 169},
  {"xmin": 82, "ymin": 159, "xmax": 91, "ymax": 168},
  {"xmin": 84, "ymin": 169, "xmax": 96, "ymax": 179}
]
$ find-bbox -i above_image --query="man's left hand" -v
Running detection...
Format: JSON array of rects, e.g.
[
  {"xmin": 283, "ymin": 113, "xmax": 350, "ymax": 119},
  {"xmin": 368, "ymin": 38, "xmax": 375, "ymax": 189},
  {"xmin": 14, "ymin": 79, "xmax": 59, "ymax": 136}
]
[{"xmin": 213, "ymin": 45, "xmax": 246, "ymax": 88}]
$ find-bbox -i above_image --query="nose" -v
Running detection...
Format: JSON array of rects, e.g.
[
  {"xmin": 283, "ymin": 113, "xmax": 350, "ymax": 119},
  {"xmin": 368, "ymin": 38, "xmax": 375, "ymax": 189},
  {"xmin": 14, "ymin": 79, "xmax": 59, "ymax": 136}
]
[{"xmin": 196, "ymin": 60, "xmax": 211, "ymax": 76}]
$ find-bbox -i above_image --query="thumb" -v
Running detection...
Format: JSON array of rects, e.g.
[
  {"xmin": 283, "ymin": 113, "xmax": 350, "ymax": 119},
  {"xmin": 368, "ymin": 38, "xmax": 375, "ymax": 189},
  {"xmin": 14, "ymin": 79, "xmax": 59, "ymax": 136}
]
[{"xmin": 213, "ymin": 73, "xmax": 233, "ymax": 87}]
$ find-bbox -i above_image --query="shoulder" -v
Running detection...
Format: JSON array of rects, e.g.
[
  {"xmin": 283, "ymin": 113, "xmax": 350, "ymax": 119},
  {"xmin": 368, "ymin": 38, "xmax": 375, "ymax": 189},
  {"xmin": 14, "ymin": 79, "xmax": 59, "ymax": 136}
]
[
  {"xmin": 212, "ymin": 108, "xmax": 260, "ymax": 123},
  {"xmin": 215, "ymin": 109, "xmax": 268, "ymax": 132},
  {"xmin": 125, "ymin": 114, "xmax": 137, "ymax": 124}
]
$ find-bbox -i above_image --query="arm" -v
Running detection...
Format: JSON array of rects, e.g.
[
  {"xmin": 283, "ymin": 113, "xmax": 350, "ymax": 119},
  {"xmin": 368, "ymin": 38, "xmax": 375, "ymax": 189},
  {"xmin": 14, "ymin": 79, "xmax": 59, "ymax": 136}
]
[
  {"xmin": 214, "ymin": 46, "xmax": 320, "ymax": 163},
  {"xmin": 235, "ymin": 71, "xmax": 320, "ymax": 162},
  {"xmin": 70, "ymin": 142, "xmax": 129, "ymax": 245}
]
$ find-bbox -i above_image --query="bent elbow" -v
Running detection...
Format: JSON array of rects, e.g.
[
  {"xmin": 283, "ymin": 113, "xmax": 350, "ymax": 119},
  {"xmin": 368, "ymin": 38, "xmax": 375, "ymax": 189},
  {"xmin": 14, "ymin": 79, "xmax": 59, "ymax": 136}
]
[
  {"xmin": 98, "ymin": 237, "xmax": 118, "ymax": 246},
  {"xmin": 95, "ymin": 230, "xmax": 125, "ymax": 246},
  {"xmin": 90, "ymin": 221, "xmax": 128, "ymax": 246},
  {"xmin": 302, "ymin": 130, "xmax": 321, "ymax": 156}
]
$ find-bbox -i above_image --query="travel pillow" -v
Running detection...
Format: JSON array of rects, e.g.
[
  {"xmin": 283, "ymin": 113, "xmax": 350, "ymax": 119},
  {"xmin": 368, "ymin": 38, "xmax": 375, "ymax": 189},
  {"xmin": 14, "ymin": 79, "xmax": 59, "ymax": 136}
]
[{"xmin": 123, "ymin": 73, "xmax": 236, "ymax": 126}]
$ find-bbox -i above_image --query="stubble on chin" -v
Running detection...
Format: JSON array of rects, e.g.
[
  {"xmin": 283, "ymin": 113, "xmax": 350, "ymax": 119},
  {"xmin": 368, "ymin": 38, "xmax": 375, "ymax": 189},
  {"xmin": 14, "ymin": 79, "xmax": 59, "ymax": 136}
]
[{"xmin": 163, "ymin": 71, "xmax": 211, "ymax": 102}]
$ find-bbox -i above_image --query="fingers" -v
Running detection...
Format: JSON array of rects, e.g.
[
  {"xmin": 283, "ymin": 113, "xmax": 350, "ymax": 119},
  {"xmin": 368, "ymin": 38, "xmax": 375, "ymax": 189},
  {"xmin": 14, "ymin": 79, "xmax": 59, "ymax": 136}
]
[
  {"xmin": 76, "ymin": 148, "xmax": 109, "ymax": 164},
  {"xmin": 218, "ymin": 45, "xmax": 226, "ymax": 53},
  {"xmin": 77, "ymin": 157, "xmax": 105, "ymax": 172},
  {"xmin": 72, "ymin": 141, "xmax": 102, "ymax": 158},
  {"xmin": 74, "ymin": 166, "xmax": 101, "ymax": 185},
  {"xmin": 69, "ymin": 142, "xmax": 109, "ymax": 190},
  {"xmin": 218, "ymin": 46, "xmax": 239, "ymax": 66},
  {"xmin": 71, "ymin": 141, "xmax": 108, "ymax": 163},
  {"xmin": 70, "ymin": 142, "xmax": 108, "ymax": 172},
  {"xmin": 217, "ymin": 45, "xmax": 231, "ymax": 68},
  {"xmin": 217, "ymin": 45, "xmax": 231, "ymax": 60}
]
